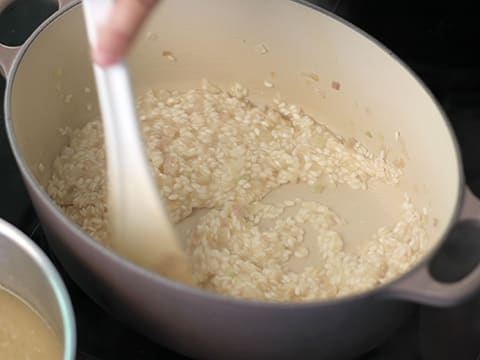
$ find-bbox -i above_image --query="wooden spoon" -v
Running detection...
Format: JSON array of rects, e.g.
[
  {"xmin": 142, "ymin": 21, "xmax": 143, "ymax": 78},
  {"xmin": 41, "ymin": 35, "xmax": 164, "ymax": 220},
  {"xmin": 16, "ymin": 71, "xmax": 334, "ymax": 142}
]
[{"xmin": 81, "ymin": 0, "xmax": 192, "ymax": 284}]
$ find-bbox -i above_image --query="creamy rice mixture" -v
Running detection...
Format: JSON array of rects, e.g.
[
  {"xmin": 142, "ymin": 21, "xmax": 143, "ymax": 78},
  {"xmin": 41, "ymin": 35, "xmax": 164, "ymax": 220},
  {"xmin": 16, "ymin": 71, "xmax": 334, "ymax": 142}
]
[{"xmin": 47, "ymin": 81, "xmax": 429, "ymax": 301}]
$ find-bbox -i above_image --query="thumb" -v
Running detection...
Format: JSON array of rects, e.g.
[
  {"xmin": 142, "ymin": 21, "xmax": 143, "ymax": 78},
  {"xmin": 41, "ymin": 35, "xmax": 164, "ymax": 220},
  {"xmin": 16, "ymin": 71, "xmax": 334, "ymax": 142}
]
[{"xmin": 93, "ymin": 0, "xmax": 158, "ymax": 67}]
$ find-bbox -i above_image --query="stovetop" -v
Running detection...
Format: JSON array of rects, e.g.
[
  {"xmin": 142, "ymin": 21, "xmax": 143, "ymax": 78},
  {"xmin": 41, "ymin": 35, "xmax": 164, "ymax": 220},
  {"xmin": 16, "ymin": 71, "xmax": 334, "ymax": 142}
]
[{"xmin": 1, "ymin": 0, "xmax": 480, "ymax": 359}]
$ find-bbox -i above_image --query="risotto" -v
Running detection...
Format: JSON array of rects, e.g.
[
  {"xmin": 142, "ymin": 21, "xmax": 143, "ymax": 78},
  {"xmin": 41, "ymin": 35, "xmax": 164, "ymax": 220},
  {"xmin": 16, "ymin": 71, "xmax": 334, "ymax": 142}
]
[{"xmin": 47, "ymin": 81, "xmax": 429, "ymax": 301}]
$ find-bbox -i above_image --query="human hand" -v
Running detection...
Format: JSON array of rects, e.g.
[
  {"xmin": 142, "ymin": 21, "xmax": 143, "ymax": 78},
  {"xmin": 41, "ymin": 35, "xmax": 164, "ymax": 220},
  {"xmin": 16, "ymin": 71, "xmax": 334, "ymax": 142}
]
[{"xmin": 93, "ymin": 0, "xmax": 158, "ymax": 66}]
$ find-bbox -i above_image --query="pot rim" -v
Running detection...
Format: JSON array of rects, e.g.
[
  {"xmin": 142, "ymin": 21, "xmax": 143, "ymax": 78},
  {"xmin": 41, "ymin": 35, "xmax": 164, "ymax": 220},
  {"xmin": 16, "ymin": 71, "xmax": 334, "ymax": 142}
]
[{"xmin": 3, "ymin": 0, "xmax": 465, "ymax": 309}]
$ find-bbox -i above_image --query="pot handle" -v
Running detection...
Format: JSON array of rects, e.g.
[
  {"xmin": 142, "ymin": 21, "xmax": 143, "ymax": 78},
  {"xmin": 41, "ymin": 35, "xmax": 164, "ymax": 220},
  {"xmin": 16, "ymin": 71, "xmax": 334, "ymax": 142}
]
[
  {"xmin": 382, "ymin": 187, "xmax": 480, "ymax": 306},
  {"xmin": 0, "ymin": 0, "xmax": 78, "ymax": 77}
]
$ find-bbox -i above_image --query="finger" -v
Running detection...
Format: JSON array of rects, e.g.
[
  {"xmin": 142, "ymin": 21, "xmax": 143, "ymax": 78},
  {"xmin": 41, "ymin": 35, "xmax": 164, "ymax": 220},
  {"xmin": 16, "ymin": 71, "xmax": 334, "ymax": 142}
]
[{"xmin": 93, "ymin": 0, "xmax": 157, "ymax": 66}]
